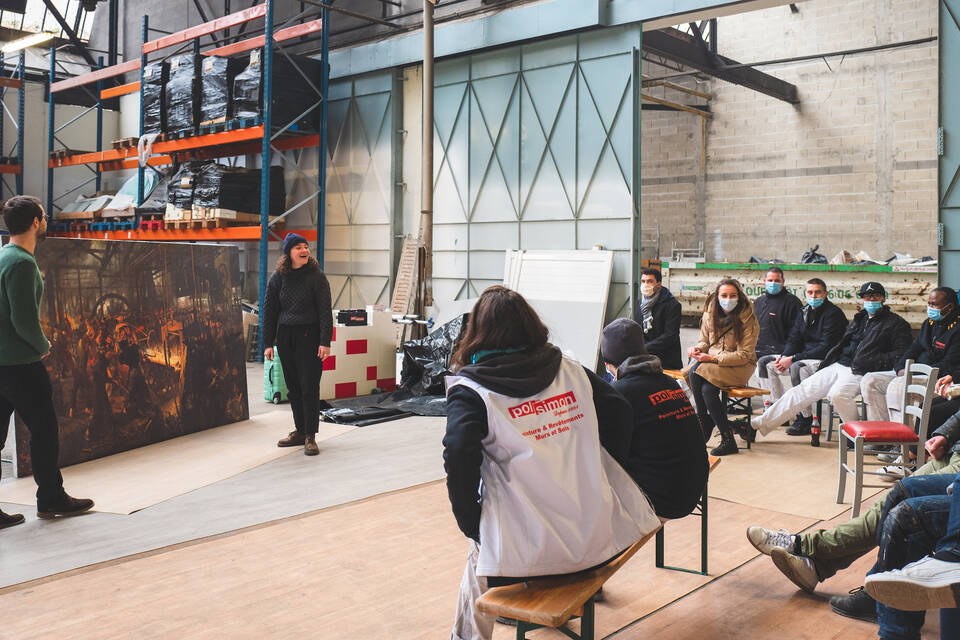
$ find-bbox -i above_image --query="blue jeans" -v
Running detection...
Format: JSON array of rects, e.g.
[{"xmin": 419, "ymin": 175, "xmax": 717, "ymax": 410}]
[
  {"xmin": 873, "ymin": 474, "xmax": 956, "ymax": 640},
  {"xmin": 933, "ymin": 472, "xmax": 960, "ymax": 559}
]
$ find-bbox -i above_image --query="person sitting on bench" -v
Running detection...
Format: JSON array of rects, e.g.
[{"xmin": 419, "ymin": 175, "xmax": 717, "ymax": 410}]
[
  {"xmin": 762, "ymin": 278, "xmax": 847, "ymax": 436},
  {"xmin": 754, "ymin": 266, "xmax": 803, "ymax": 393},
  {"xmin": 600, "ymin": 317, "xmax": 708, "ymax": 519},
  {"xmin": 633, "ymin": 268, "xmax": 683, "ymax": 370},
  {"xmin": 687, "ymin": 278, "xmax": 759, "ymax": 456},
  {"xmin": 442, "ymin": 286, "xmax": 660, "ymax": 640},
  {"xmin": 746, "ymin": 282, "xmax": 912, "ymax": 441}
]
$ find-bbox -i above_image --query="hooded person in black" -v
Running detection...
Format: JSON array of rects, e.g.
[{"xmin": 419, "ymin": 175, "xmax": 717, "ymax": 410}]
[{"xmin": 601, "ymin": 318, "xmax": 708, "ymax": 519}]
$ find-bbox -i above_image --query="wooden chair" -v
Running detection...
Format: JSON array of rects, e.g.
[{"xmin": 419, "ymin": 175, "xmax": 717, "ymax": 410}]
[
  {"xmin": 475, "ymin": 529, "xmax": 660, "ymax": 640},
  {"xmin": 655, "ymin": 455, "xmax": 721, "ymax": 575},
  {"xmin": 837, "ymin": 360, "xmax": 938, "ymax": 517}
]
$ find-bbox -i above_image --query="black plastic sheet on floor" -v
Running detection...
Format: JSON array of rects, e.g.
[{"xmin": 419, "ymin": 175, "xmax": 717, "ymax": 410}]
[{"xmin": 322, "ymin": 389, "xmax": 446, "ymax": 427}]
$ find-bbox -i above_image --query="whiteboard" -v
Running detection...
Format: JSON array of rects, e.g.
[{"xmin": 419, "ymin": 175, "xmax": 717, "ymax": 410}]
[{"xmin": 503, "ymin": 250, "xmax": 614, "ymax": 369}]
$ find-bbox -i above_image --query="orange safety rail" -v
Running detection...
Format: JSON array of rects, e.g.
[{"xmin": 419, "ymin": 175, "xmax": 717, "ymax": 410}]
[
  {"xmin": 49, "ymin": 125, "xmax": 319, "ymax": 170},
  {"xmin": 204, "ymin": 18, "xmax": 323, "ymax": 58},
  {"xmin": 0, "ymin": 78, "xmax": 22, "ymax": 89},
  {"xmin": 50, "ymin": 227, "xmax": 316, "ymax": 243},
  {"xmin": 143, "ymin": 4, "xmax": 267, "ymax": 54},
  {"xmin": 101, "ymin": 81, "xmax": 140, "ymax": 100},
  {"xmin": 0, "ymin": 164, "xmax": 20, "ymax": 174},
  {"xmin": 51, "ymin": 59, "xmax": 141, "ymax": 94}
]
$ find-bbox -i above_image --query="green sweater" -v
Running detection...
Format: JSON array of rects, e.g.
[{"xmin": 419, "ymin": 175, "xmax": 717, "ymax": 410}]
[{"xmin": 0, "ymin": 243, "xmax": 50, "ymax": 365}]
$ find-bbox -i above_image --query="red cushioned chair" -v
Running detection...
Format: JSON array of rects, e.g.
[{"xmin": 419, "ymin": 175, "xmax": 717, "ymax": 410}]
[{"xmin": 837, "ymin": 360, "xmax": 938, "ymax": 518}]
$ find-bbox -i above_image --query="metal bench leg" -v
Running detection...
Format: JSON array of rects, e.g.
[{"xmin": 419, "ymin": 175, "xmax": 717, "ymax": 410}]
[
  {"xmin": 655, "ymin": 527, "xmax": 665, "ymax": 568},
  {"xmin": 578, "ymin": 600, "xmax": 595, "ymax": 640},
  {"xmin": 701, "ymin": 485, "xmax": 709, "ymax": 575}
]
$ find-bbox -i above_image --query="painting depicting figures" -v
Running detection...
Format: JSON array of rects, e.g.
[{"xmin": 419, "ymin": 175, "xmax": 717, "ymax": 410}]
[{"xmin": 14, "ymin": 239, "xmax": 249, "ymax": 476}]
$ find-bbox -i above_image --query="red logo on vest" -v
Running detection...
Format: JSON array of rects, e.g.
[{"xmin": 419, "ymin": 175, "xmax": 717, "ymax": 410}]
[{"xmin": 508, "ymin": 391, "xmax": 577, "ymax": 419}]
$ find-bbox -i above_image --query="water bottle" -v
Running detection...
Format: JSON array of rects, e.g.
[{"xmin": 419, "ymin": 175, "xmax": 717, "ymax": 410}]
[{"xmin": 810, "ymin": 416, "xmax": 821, "ymax": 447}]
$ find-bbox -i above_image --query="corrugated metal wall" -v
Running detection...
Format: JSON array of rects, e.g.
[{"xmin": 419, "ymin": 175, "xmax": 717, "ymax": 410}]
[{"xmin": 941, "ymin": 0, "xmax": 960, "ymax": 287}]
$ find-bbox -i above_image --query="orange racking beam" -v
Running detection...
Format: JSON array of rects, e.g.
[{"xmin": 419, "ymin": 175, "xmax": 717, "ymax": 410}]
[
  {"xmin": 0, "ymin": 165, "xmax": 20, "ymax": 174},
  {"xmin": 204, "ymin": 19, "xmax": 323, "ymax": 58},
  {"xmin": 143, "ymin": 4, "xmax": 267, "ymax": 54},
  {"xmin": 0, "ymin": 78, "xmax": 22, "ymax": 89},
  {"xmin": 51, "ymin": 59, "xmax": 141, "ymax": 94},
  {"xmin": 50, "ymin": 228, "xmax": 316, "ymax": 243},
  {"xmin": 101, "ymin": 81, "xmax": 140, "ymax": 100}
]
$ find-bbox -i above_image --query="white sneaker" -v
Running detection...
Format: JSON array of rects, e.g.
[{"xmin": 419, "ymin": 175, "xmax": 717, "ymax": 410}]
[
  {"xmin": 876, "ymin": 452, "xmax": 901, "ymax": 463},
  {"xmin": 746, "ymin": 526, "xmax": 795, "ymax": 556},
  {"xmin": 864, "ymin": 556, "xmax": 960, "ymax": 611},
  {"xmin": 771, "ymin": 547, "xmax": 819, "ymax": 593},
  {"xmin": 879, "ymin": 465, "xmax": 909, "ymax": 481}
]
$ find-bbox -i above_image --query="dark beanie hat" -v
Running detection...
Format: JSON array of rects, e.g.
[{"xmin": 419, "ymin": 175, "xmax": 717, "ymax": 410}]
[
  {"xmin": 282, "ymin": 232, "xmax": 308, "ymax": 257},
  {"xmin": 601, "ymin": 318, "xmax": 647, "ymax": 366}
]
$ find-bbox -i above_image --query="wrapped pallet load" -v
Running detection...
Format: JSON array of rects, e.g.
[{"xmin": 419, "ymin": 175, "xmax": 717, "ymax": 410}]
[
  {"xmin": 199, "ymin": 56, "xmax": 247, "ymax": 125},
  {"xmin": 191, "ymin": 163, "xmax": 285, "ymax": 220},
  {"xmin": 233, "ymin": 49, "xmax": 323, "ymax": 132},
  {"xmin": 142, "ymin": 61, "xmax": 167, "ymax": 135},
  {"xmin": 165, "ymin": 162, "xmax": 205, "ymax": 221},
  {"xmin": 165, "ymin": 54, "xmax": 200, "ymax": 134}
]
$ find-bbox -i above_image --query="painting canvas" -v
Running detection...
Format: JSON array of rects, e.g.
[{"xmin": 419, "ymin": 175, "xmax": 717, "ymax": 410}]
[{"xmin": 14, "ymin": 238, "xmax": 249, "ymax": 476}]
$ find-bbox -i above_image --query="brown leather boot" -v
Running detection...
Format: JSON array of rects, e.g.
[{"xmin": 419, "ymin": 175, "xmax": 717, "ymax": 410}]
[
  {"xmin": 304, "ymin": 435, "xmax": 319, "ymax": 456},
  {"xmin": 277, "ymin": 431, "xmax": 305, "ymax": 447},
  {"xmin": 0, "ymin": 509, "xmax": 25, "ymax": 529}
]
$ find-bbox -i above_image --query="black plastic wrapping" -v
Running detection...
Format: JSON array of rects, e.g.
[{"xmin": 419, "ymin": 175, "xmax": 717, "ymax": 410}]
[
  {"xmin": 200, "ymin": 56, "xmax": 247, "ymax": 124},
  {"xmin": 167, "ymin": 162, "xmax": 205, "ymax": 209},
  {"xmin": 801, "ymin": 244, "xmax": 828, "ymax": 264},
  {"xmin": 399, "ymin": 314, "xmax": 467, "ymax": 396},
  {"xmin": 233, "ymin": 49, "xmax": 323, "ymax": 132},
  {"xmin": 192, "ymin": 163, "xmax": 286, "ymax": 214},
  {"xmin": 142, "ymin": 62, "xmax": 167, "ymax": 135},
  {"xmin": 165, "ymin": 54, "xmax": 200, "ymax": 133}
]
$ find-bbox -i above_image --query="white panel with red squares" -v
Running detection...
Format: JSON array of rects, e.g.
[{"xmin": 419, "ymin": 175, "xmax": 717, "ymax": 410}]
[{"xmin": 320, "ymin": 309, "xmax": 397, "ymax": 400}]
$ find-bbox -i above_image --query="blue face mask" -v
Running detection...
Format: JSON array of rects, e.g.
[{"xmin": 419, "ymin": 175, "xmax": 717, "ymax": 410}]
[
  {"xmin": 765, "ymin": 282, "xmax": 783, "ymax": 295},
  {"xmin": 863, "ymin": 301, "xmax": 883, "ymax": 315},
  {"xmin": 928, "ymin": 306, "xmax": 944, "ymax": 322},
  {"xmin": 718, "ymin": 297, "xmax": 738, "ymax": 313},
  {"xmin": 807, "ymin": 297, "xmax": 824, "ymax": 309}
]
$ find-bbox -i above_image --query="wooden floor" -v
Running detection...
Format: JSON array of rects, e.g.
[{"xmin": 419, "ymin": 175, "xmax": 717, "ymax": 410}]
[{"xmin": 0, "ymin": 359, "xmax": 943, "ymax": 638}]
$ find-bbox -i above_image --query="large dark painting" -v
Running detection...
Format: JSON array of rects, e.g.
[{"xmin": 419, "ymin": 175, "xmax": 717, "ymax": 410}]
[{"xmin": 15, "ymin": 239, "xmax": 249, "ymax": 476}]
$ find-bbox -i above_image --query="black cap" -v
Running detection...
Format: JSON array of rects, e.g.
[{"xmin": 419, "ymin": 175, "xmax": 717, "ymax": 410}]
[
  {"xmin": 858, "ymin": 282, "xmax": 886, "ymax": 298},
  {"xmin": 601, "ymin": 318, "xmax": 647, "ymax": 366}
]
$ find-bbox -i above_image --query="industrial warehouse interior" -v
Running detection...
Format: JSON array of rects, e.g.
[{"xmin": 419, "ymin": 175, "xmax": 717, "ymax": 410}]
[{"xmin": 0, "ymin": 1, "xmax": 958, "ymax": 639}]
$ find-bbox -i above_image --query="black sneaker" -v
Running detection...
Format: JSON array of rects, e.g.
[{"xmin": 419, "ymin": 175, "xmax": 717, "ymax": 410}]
[
  {"xmin": 829, "ymin": 586, "xmax": 877, "ymax": 623},
  {"xmin": 786, "ymin": 415, "xmax": 812, "ymax": 436},
  {"xmin": 0, "ymin": 509, "xmax": 25, "ymax": 529},
  {"xmin": 731, "ymin": 418, "xmax": 757, "ymax": 443},
  {"xmin": 37, "ymin": 494, "xmax": 95, "ymax": 519}
]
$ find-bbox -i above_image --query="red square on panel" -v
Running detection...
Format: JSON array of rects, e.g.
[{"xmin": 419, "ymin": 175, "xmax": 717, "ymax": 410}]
[
  {"xmin": 367, "ymin": 365, "xmax": 378, "ymax": 381},
  {"xmin": 335, "ymin": 382, "xmax": 357, "ymax": 399},
  {"xmin": 323, "ymin": 355, "xmax": 336, "ymax": 371},
  {"xmin": 377, "ymin": 378, "xmax": 397, "ymax": 392},
  {"xmin": 346, "ymin": 339, "xmax": 368, "ymax": 355},
  {"xmin": 331, "ymin": 327, "xmax": 336, "ymax": 342}
]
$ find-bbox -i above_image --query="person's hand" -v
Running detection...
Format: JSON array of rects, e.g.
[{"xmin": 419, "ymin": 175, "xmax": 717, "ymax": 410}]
[
  {"xmin": 688, "ymin": 346, "xmax": 701, "ymax": 358},
  {"xmin": 692, "ymin": 352, "xmax": 716, "ymax": 364},
  {"xmin": 925, "ymin": 435, "xmax": 949, "ymax": 461},
  {"xmin": 775, "ymin": 355, "xmax": 793, "ymax": 372},
  {"xmin": 318, "ymin": 345, "xmax": 330, "ymax": 360},
  {"xmin": 936, "ymin": 374, "xmax": 954, "ymax": 397},
  {"xmin": 263, "ymin": 347, "xmax": 274, "ymax": 361}
]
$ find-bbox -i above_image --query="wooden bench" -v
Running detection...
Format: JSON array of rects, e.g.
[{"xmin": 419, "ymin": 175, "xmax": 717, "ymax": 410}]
[
  {"xmin": 655, "ymin": 455, "xmax": 721, "ymax": 575},
  {"xmin": 663, "ymin": 369, "xmax": 768, "ymax": 449},
  {"xmin": 476, "ymin": 529, "xmax": 660, "ymax": 640}
]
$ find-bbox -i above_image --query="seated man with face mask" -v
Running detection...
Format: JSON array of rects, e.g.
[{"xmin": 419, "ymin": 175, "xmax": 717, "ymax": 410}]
[
  {"xmin": 744, "ymin": 282, "xmax": 912, "ymax": 441},
  {"xmin": 633, "ymin": 268, "xmax": 683, "ymax": 370}
]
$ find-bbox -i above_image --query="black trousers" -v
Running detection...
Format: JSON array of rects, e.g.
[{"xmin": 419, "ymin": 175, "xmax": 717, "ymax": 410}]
[
  {"xmin": 0, "ymin": 361, "xmax": 66, "ymax": 505},
  {"xmin": 689, "ymin": 370, "xmax": 728, "ymax": 441},
  {"xmin": 276, "ymin": 324, "xmax": 323, "ymax": 436}
]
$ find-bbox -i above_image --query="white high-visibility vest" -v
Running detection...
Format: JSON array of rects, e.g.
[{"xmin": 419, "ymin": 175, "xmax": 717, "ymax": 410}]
[{"xmin": 446, "ymin": 356, "xmax": 660, "ymax": 577}]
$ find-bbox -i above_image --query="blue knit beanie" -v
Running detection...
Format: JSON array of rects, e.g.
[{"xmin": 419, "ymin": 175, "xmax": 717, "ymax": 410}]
[{"xmin": 282, "ymin": 233, "xmax": 308, "ymax": 257}]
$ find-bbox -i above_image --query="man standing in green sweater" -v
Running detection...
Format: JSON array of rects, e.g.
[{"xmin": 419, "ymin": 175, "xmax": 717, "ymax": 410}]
[{"xmin": 0, "ymin": 196, "xmax": 93, "ymax": 528}]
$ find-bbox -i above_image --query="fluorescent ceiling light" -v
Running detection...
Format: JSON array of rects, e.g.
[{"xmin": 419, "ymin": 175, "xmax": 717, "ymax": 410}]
[{"xmin": 2, "ymin": 31, "xmax": 54, "ymax": 53}]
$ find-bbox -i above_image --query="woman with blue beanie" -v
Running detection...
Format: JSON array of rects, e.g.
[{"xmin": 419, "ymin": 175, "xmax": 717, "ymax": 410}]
[{"xmin": 262, "ymin": 232, "xmax": 333, "ymax": 456}]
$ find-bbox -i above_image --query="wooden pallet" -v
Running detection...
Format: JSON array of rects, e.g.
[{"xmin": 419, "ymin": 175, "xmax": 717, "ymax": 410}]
[
  {"xmin": 55, "ymin": 211, "xmax": 97, "ymax": 221},
  {"xmin": 164, "ymin": 218, "xmax": 237, "ymax": 230},
  {"xmin": 110, "ymin": 137, "xmax": 138, "ymax": 150}
]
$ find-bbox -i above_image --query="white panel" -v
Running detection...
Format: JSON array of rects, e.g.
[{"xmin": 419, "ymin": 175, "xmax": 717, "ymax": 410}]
[
  {"xmin": 470, "ymin": 222, "xmax": 519, "ymax": 250},
  {"xmin": 576, "ymin": 219, "xmax": 634, "ymax": 250},
  {"xmin": 433, "ymin": 250, "xmax": 469, "ymax": 278},
  {"xmin": 519, "ymin": 221, "xmax": 576, "ymax": 249},
  {"xmin": 434, "ymin": 223, "xmax": 469, "ymax": 251},
  {"xmin": 469, "ymin": 252, "xmax": 508, "ymax": 280},
  {"xmin": 351, "ymin": 224, "xmax": 391, "ymax": 250}
]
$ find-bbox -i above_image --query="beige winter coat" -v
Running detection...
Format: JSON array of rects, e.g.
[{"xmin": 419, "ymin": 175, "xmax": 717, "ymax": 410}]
[{"xmin": 692, "ymin": 300, "xmax": 759, "ymax": 388}]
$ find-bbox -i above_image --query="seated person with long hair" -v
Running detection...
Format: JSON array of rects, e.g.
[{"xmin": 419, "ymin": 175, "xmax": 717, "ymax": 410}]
[{"xmin": 443, "ymin": 286, "xmax": 660, "ymax": 640}]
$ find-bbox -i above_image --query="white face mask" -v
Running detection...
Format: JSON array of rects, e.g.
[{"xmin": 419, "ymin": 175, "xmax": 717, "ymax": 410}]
[
  {"xmin": 718, "ymin": 297, "xmax": 738, "ymax": 313},
  {"xmin": 640, "ymin": 284, "xmax": 656, "ymax": 297}
]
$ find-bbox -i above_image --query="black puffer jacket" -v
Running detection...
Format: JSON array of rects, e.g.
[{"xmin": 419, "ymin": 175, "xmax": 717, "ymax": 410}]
[
  {"xmin": 896, "ymin": 307, "xmax": 960, "ymax": 377},
  {"xmin": 633, "ymin": 287, "xmax": 683, "ymax": 369},
  {"xmin": 820, "ymin": 306, "xmax": 912, "ymax": 375}
]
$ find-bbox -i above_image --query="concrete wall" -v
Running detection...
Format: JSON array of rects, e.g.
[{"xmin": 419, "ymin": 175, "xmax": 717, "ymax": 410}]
[{"xmin": 640, "ymin": 0, "xmax": 939, "ymax": 263}]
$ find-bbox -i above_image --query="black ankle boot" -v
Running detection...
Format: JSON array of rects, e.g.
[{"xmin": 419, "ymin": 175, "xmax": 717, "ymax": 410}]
[{"xmin": 710, "ymin": 431, "xmax": 739, "ymax": 456}]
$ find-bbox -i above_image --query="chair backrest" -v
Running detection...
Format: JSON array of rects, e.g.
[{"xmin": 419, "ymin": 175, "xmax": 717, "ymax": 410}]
[{"xmin": 899, "ymin": 359, "xmax": 939, "ymax": 467}]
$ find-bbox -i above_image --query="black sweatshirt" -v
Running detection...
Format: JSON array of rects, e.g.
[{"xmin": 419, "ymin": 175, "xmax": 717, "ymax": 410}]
[
  {"xmin": 442, "ymin": 345, "xmax": 634, "ymax": 541},
  {"xmin": 780, "ymin": 299, "xmax": 848, "ymax": 362},
  {"xmin": 262, "ymin": 261, "xmax": 333, "ymax": 348},
  {"xmin": 754, "ymin": 290, "xmax": 803, "ymax": 358}
]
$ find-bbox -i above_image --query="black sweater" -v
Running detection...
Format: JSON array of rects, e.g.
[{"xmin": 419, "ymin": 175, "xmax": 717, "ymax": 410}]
[
  {"xmin": 611, "ymin": 355, "xmax": 708, "ymax": 519},
  {"xmin": 754, "ymin": 290, "xmax": 803, "ymax": 357},
  {"xmin": 896, "ymin": 308, "xmax": 960, "ymax": 377},
  {"xmin": 633, "ymin": 286, "xmax": 683, "ymax": 370},
  {"xmin": 442, "ymin": 345, "xmax": 634, "ymax": 541},
  {"xmin": 262, "ymin": 261, "xmax": 333, "ymax": 348},
  {"xmin": 781, "ymin": 299, "xmax": 848, "ymax": 362}
]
